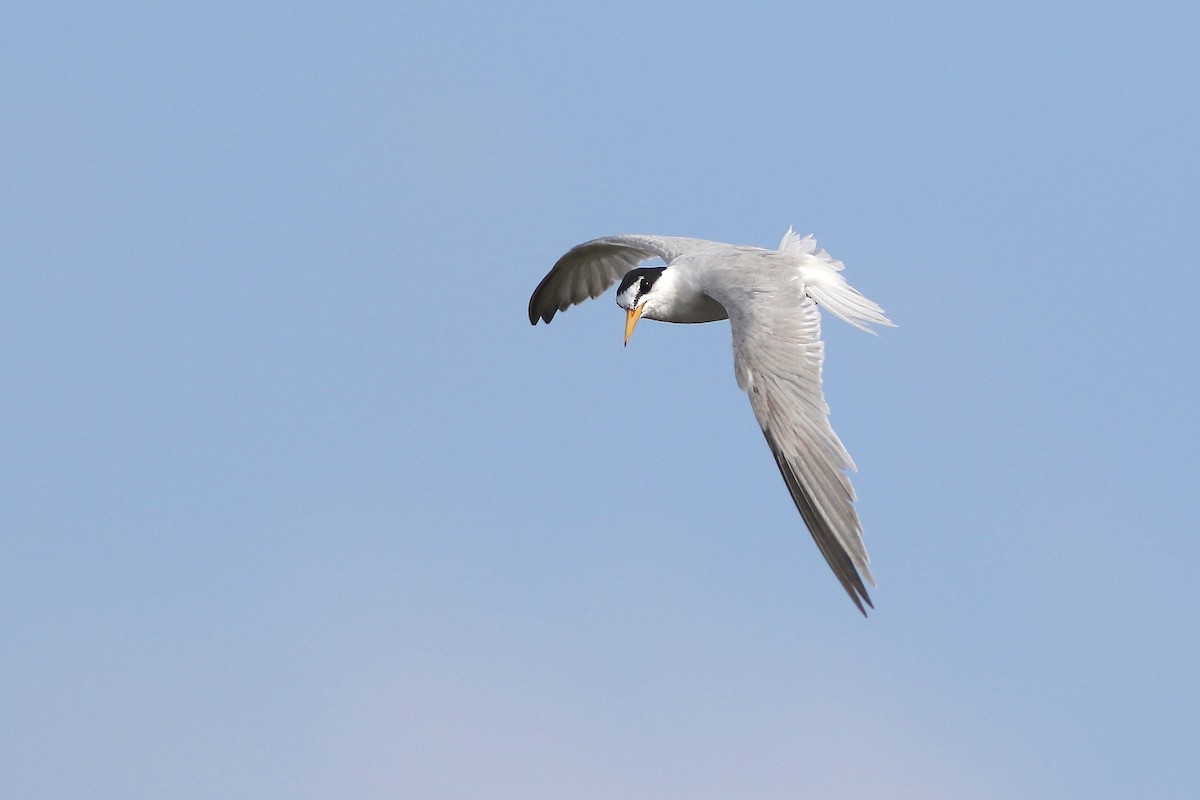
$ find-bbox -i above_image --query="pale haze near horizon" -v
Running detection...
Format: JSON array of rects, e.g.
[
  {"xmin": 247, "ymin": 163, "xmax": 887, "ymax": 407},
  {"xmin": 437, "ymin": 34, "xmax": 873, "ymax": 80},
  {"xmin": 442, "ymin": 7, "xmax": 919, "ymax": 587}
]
[{"xmin": 3, "ymin": 3, "xmax": 1198, "ymax": 798}]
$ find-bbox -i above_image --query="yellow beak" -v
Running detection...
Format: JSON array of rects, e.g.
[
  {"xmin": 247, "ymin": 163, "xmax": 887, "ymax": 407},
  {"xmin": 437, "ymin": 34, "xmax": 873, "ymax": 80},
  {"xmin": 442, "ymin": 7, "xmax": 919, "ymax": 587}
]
[{"xmin": 624, "ymin": 305, "xmax": 645, "ymax": 347}]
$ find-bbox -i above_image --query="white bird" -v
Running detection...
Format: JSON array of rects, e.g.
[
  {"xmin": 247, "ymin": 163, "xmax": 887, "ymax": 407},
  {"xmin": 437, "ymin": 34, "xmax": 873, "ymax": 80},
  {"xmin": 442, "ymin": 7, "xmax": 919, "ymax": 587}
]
[{"xmin": 528, "ymin": 227, "xmax": 893, "ymax": 615}]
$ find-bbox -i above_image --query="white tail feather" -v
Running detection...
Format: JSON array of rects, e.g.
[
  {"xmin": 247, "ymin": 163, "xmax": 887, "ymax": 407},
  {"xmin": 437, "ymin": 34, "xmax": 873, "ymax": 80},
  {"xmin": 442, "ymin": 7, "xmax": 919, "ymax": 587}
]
[{"xmin": 779, "ymin": 226, "xmax": 895, "ymax": 333}]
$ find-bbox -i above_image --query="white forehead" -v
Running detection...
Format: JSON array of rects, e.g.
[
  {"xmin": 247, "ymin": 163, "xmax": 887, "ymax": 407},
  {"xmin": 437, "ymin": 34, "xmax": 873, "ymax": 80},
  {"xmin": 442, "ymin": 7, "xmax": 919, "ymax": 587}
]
[{"xmin": 615, "ymin": 281, "xmax": 640, "ymax": 309}]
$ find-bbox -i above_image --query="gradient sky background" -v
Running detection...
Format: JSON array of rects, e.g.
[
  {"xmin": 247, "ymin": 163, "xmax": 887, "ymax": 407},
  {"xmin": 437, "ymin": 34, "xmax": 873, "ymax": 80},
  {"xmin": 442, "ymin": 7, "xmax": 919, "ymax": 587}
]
[{"xmin": 3, "ymin": 2, "xmax": 1198, "ymax": 798}]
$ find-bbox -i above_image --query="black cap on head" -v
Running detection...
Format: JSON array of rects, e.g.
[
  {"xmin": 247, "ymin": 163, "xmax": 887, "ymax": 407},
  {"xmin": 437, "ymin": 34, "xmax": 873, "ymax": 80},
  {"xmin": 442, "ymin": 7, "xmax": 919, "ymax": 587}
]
[{"xmin": 617, "ymin": 266, "xmax": 666, "ymax": 299}]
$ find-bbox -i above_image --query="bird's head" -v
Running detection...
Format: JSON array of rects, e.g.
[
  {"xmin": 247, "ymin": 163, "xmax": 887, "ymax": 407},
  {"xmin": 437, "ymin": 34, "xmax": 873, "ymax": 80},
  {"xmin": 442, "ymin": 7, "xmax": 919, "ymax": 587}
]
[{"xmin": 615, "ymin": 266, "xmax": 667, "ymax": 346}]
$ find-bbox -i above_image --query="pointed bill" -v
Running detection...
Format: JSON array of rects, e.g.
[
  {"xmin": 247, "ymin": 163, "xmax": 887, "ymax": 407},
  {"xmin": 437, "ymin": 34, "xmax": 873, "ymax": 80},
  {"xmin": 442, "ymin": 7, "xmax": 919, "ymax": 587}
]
[{"xmin": 624, "ymin": 305, "xmax": 645, "ymax": 346}]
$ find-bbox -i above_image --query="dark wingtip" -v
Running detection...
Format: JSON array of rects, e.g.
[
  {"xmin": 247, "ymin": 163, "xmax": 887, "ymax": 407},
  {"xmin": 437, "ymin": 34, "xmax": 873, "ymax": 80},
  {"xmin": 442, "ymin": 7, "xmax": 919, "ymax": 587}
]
[
  {"xmin": 852, "ymin": 587, "xmax": 874, "ymax": 618},
  {"xmin": 528, "ymin": 286, "xmax": 558, "ymax": 325},
  {"xmin": 763, "ymin": 432, "xmax": 876, "ymax": 618},
  {"xmin": 528, "ymin": 298, "xmax": 549, "ymax": 325}
]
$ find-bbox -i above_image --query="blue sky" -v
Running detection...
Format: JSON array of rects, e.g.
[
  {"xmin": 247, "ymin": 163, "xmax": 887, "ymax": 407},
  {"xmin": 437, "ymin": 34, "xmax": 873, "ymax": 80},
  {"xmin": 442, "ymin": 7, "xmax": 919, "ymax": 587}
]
[{"xmin": 3, "ymin": 2, "xmax": 1198, "ymax": 797}]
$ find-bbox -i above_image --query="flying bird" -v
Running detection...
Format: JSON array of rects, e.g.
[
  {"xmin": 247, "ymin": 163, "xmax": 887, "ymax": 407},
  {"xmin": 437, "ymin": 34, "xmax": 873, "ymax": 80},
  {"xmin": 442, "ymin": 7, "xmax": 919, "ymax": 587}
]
[{"xmin": 528, "ymin": 228, "xmax": 893, "ymax": 614}]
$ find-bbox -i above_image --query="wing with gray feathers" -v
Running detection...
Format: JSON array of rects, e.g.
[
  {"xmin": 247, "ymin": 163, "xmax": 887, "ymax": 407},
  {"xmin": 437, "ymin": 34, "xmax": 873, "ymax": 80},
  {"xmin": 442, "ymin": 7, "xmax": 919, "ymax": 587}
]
[
  {"xmin": 528, "ymin": 235, "xmax": 704, "ymax": 324},
  {"xmin": 725, "ymin": 284, "xmax": 876, "ymax": 614}
]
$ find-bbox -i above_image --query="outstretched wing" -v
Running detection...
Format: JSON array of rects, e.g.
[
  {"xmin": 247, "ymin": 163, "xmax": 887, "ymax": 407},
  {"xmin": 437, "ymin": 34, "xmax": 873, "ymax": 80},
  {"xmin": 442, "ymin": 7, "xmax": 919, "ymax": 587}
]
[
  {"xmin": 528, "ymin": 235, "xmax": 703, "ymax": 324},
  {"xmin": 723, "ymin": 279, "xmax": 876, "ymax": 614}
]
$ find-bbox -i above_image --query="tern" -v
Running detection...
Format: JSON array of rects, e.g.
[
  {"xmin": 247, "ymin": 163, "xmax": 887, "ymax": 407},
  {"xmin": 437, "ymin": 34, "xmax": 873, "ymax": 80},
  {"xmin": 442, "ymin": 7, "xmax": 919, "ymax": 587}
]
[{"xmin": 528, "ymin": 228, "xmax": 893, "ymax": 615}]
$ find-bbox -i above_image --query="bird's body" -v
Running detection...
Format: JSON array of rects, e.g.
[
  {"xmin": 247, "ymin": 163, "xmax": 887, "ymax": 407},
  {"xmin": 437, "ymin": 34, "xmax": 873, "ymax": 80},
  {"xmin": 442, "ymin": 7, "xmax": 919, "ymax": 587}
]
[{"xmin": 528, "ymin": 228, "xmax": 893, "ymax": 614}]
